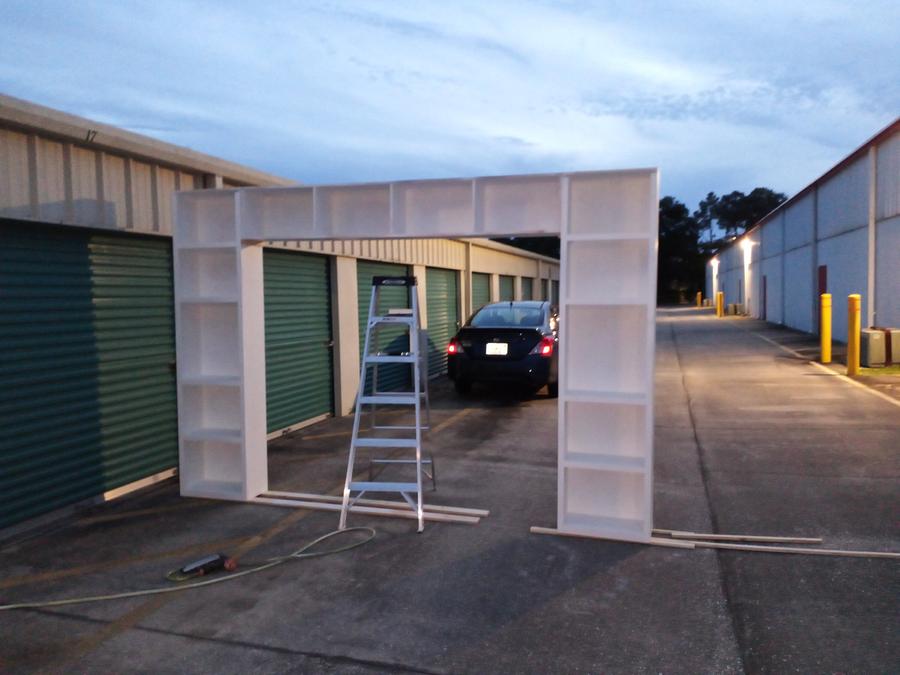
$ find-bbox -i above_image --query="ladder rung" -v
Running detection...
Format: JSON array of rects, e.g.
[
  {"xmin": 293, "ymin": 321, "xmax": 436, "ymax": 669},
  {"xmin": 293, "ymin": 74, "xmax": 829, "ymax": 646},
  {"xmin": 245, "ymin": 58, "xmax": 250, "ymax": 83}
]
[
  {"xmin": 370, "ymin": 315, "xmax": 416, "ymax": 326},
  {"xmin": 349, "ymin": 481, "xmax": 420, "ymax": 493},
  {"xmin": 364, "ymin": 354, "xmax": 416, "ymax": 364},
  {"xmin": 359, "ymin": 394, "xmax": 417, "ymax": 405},
  {"xmin": 373, "ymin": 424, "xmax": 430, "ymax": 431},
  {"xmin": 354, "ymin": 438, "xmax": 418, "ymax": 448},
  {"xmin": 371, "ymin": 458, "xmax": 432, "ymax": 465}
]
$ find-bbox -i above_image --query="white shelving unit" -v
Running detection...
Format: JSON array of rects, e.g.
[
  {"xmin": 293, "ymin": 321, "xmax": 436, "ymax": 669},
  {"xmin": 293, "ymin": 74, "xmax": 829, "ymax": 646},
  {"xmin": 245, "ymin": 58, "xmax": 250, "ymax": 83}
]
[
  {"xmin": 557, "ymin": 172, "xmax": 658, "ymax": 542},
  {"xmin": 174, "ymin": 169, "xmax": 658, "ymax": 543},
  {"xmin": 174, "ymin": 190, "xmax": 266, "ymax": 501}
]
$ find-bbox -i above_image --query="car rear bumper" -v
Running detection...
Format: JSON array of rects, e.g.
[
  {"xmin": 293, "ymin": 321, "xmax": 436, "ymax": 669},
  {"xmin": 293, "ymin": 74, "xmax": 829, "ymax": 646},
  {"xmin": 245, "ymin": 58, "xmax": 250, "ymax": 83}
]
[{"xmin": 448, "ymin": 354, "xmax": 554, "ymax": 387}]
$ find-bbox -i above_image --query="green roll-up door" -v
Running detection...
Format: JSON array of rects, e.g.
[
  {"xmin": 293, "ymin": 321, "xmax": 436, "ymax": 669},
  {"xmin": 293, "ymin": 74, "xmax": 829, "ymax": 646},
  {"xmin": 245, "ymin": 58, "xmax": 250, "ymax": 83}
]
[
  {"xmin": 471, "ymin": 272, "xmax": 491, "ymax": 312},
  {"xmin": 264, "ymin": 249, "xmax": 333, "ymax": 433},
  {"xmin": 0, "ymin": 219, "xmax": 177, "ymax": 529},
  {"xmin": 499, "ymin": 275, "xmax": 515, "ymax": 301},
  {"xmin": 551, "ymin": 279, "xmax": 560, "ymax": 305},
  {"xmin": 357, "ymin": 260, "xmax": 411, "ymax": 393},
  {"xmin": 425, "ymin": 267, "xmax": 459, "ymax": 376},
  {"xmin": 541, "ymin": 278, "xmax": 548, "ymax": 301},
  {"xmin": 521, "ymin": 277, "xmax": 534, "ymax": 300}
]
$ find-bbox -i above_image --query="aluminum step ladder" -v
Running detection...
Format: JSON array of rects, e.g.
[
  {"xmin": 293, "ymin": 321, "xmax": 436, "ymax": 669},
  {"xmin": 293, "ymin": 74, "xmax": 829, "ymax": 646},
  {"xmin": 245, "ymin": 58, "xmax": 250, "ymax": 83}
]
[{"xmin": 339, "ymin": 275, "xmax": 431, "ymax": 532}]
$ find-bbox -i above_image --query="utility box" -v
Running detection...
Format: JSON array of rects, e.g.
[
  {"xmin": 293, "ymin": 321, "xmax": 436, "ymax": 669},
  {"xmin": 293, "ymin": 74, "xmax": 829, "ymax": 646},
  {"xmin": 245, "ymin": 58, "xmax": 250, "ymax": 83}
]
[
  {"xmin": 860, "ymin": 329, "xmax": 886, "ymax": 367},
  {"xmin": 871, "ymin": 327, "xmax": 899, "ymax": 365}
]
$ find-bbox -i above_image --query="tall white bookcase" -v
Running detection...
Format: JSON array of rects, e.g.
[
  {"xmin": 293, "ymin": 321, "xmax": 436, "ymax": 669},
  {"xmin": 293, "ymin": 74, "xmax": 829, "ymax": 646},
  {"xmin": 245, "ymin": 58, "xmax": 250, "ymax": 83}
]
[
  {"xmin": 173, "ymin": 169, "xmax": 658, "ymax": 544},
  {"xmin": 174, "ymin": 190, "xmax": 267, "ymax": 501},
  {"xmin": 557, "ymin": 172, "xmax": 658, "ymax": 542}
]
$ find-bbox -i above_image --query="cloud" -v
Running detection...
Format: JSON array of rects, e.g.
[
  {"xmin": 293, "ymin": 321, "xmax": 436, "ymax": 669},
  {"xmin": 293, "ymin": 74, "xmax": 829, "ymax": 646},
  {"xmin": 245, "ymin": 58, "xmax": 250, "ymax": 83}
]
[{"xmin": 0, "ymin": 0, "xmax": 896, "ymax": 208}]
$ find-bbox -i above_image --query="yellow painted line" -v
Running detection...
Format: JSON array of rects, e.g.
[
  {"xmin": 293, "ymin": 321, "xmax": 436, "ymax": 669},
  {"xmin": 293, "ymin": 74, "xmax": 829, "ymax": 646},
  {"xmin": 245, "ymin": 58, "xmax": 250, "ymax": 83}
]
[{"xmin": 750, "ymin": 330, "xmax": 900, "ymax": 410}]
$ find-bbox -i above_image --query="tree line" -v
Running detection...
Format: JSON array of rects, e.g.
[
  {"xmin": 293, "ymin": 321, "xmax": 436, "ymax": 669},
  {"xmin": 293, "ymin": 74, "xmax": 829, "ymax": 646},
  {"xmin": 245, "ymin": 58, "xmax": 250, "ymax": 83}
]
[
  {"xmin": 494, "ymin": 186, "xmax": 786, "ymax": 305},
  {"xmin": 658, "ymin": 187, "xmax": 786, "ymax": 303}
]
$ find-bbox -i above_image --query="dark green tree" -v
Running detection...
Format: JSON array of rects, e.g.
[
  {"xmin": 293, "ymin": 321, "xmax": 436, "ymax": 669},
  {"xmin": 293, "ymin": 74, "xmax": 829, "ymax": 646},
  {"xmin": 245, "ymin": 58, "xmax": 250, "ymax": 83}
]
[{"xmin": 658, "ymin": 196, "xmax": 704, "ymax": 304}]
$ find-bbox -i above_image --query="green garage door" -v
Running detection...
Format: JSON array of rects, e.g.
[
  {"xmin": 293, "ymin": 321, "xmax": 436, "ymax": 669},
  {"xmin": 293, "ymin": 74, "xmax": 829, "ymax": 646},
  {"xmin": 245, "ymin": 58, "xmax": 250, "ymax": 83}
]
[
  {"xmin": 551, "ymin": 279, "xmax": 559, "ymax": 305},
  {"xmin": 264, "ymin": 249, "xmax": 333, "ymax": 433},
  {"xmin": 471, "ymin": 272, "xmax": 491, "ymax": 312},
  {"xmin": 541, "ymin": 279, "xmax": 548, "ymax": 301},
  {"xmin": 499, "ymin": 275, "xmax": 515, "ymax": 301},
  {"xmin": 357, "ymin": 260, "xmax": 411, "ymax": 393},
  {"xmin": 521, "ymin": 277, "xmax": 534, "ymax": 300},
  {"xmin": 0, "ymin": 220, "xmax": 177, "ymax": 529},
  {"xmin": 426, "ymin": 267, "xmax": 459, "ymax": 376}
]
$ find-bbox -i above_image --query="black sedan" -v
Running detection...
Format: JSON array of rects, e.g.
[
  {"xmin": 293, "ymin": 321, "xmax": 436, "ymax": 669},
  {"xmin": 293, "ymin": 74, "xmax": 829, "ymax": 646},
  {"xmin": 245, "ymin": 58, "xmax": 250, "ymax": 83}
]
[{"xmin": 446, "ymin": 301, "xmax": 559, "ymax": 397}]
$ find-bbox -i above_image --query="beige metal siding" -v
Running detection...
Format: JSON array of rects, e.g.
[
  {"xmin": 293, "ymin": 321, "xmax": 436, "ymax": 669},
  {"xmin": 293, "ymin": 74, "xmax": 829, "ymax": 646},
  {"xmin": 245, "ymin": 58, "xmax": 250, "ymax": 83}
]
[{"xmin": 0, "ymin": 129, "xmax": 31, "ymax": 218}]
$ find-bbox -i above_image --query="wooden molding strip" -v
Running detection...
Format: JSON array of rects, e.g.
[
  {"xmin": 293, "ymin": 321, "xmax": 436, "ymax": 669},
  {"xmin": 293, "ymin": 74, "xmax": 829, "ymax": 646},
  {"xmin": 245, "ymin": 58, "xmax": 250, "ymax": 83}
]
[
  {"xmin": 263, "ymin": 491, "xmax": 489, "ymax": 518},
  {"xmin": 252, "ymin": 496, "xmax": 480, "ymax": 525}
]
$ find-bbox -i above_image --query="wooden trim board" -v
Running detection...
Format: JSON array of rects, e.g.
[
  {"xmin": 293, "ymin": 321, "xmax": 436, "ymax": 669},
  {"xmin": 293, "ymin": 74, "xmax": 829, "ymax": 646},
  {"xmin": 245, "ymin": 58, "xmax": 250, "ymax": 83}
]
[{"xmin": 263, "ymin": 491, "xmax": 489, "ymax": 518}]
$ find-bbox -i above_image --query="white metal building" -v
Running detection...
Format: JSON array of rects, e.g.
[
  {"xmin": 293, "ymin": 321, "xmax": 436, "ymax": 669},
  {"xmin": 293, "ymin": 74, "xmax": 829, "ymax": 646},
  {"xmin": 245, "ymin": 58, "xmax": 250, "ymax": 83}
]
[
  {"xmin": 0, "ymin": 94, "xmax": 559, "ymax": 530},
  {"xmin": 708, "ymin": 119, "xmax": 900, "ymax": 341}
]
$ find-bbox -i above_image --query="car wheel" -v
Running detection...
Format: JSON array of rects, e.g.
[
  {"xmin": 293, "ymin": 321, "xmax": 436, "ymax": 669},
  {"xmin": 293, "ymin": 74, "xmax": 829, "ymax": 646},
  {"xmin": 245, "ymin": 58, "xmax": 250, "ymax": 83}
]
[
  {"xmin": 454, "ymin": 378, "xmax": 472, "ymax": 396},
  {"xmin": 547, "ymin": 381, "xmax": 559, "ymax": 398}
]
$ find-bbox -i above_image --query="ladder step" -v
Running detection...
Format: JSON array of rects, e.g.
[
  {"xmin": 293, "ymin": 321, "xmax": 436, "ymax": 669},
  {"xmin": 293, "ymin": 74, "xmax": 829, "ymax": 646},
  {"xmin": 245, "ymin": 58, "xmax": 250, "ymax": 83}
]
[
  {"xmin": 354, "ymin": 438, "xmax": 419, "ymax": 448},
  {"xmin": 370, "ymin": 315, "xmax": 416, "ymax": 326},
  {"xmin": 359, "ymin": 394, "xmax": 417, "ymax": 405},
  {"xmin": 349, "ymin": 481, "xmax": 420, "ymax": 493},
  {"xmin": 364, "ymin": 354, "xmax": 416, "ymax": 364},
  {"xmin": 373, "ymin": 424, "xmax": 430, "ymax": 431}
]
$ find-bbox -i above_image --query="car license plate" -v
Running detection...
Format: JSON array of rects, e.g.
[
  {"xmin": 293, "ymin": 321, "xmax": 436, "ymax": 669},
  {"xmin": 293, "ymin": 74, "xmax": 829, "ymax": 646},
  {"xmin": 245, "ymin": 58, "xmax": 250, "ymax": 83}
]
[{"xmin": 486, "ymin": 342, "xmax": 508, "ymax": 356}]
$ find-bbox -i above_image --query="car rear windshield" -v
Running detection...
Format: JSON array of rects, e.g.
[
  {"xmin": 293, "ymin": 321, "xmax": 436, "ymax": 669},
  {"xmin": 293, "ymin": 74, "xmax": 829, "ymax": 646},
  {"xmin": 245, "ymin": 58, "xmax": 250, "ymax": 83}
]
[{"xmin": 470, "ymin": 305, "xmax": 544, "ymax": 327}]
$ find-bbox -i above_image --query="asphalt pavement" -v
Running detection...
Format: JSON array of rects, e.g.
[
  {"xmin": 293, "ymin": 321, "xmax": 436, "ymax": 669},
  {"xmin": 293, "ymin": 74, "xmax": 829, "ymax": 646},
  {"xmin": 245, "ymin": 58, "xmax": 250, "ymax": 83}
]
[{"xmin": 0, "ymin": 307, "xmax": 897, "ymax": 673}]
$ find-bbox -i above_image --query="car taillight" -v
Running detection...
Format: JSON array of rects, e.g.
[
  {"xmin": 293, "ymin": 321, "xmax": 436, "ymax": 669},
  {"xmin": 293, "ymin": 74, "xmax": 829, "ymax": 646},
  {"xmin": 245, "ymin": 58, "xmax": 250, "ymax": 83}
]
[
  {"xmin": 447, "ymin": 339, "xmax": 459, "ymax": 355},
  {"xmin": 530, "ymin": 336, "xmax": 554, "ymax": 357}
]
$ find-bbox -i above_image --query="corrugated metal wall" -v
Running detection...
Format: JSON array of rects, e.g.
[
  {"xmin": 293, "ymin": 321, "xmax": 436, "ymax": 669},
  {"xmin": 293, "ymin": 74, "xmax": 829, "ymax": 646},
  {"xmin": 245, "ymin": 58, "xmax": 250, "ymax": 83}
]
[
  {"xmin": 425, "ymin": 267, "xmax": 459, "ymax": 376},
  {"xmin": 472, "ymin": 273, "xmax": 491, "ymax": 310},
  {"xmin": 0, "ymin": 219, "xmax": 177, "ymax": 529},
  {"xmin": 0, "ymin": 127, "xmax": 203, "ymax": 235},
  {"xmin": 713, "ymin": 126, "xmax": 900, "ymax": 336},
  {"xmin": 263, "ymin": 249, "xmax": 333, "ymax": 433},
  {"xmin": 357, "ymin": 260, "xmax": 411, "ymax": 393}
]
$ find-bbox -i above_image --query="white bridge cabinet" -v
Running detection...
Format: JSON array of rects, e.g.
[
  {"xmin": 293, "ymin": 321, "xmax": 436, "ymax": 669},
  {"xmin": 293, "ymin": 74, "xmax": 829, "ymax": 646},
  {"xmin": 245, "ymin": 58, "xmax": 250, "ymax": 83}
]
[{"xmin": 174, "ymin": 169, "xmax": 658, "ymax": 543}]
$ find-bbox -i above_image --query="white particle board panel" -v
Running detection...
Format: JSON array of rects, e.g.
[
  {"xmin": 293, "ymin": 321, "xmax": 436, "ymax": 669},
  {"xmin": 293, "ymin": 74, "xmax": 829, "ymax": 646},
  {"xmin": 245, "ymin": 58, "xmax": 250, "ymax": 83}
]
[
  {"xmin": 476, "ymin": 175, "xmax": 561, "ymax": 235},
  {"xmin": 175, "ymin": 189, "xmax": 237, "ymax": 245},
  {"xmin": 564, "ymin": 305, "xmax": 649, "ymax": 395},
  {"xmin": 174, "ymin": 168, "xmax": 659, "ymax": 541},
  {"xmin": 393, "ymin": 179, "xmax": 474, "ymax": 235},
  {"xmin": 177, "ymin": 248, "xmax": 239, "ymax": 298},
  {"xmin": 569, "ymin": 170, "xmax": 657, "ymax": 236},
  {"xmin": 315, "ymin": 184, "xmax": 391, "ymax": 238},
  {"xmin": 565, "ymin": 238, "xmax": 650, "ymax": 305}
]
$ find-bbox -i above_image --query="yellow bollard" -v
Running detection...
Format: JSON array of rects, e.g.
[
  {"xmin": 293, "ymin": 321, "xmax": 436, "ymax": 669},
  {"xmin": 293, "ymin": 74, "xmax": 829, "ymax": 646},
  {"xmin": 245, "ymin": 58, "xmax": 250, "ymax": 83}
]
[
  {"xmin": 717, "ymin": 291, "xmax": 725, "ymax": 318},
  {"xmin": 696, "ymin": 291, "xmax": 702, "ymax": 308},
  {"xmin": 820, "ymin": 294, "xmax": 832, "ymax": 363},
  {"xmin": 847, "ymin": 294, "xmax": 861, "ymax": 376}
]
